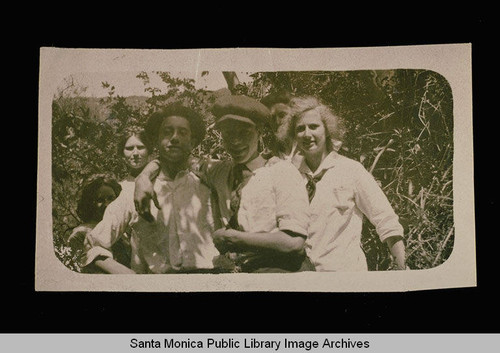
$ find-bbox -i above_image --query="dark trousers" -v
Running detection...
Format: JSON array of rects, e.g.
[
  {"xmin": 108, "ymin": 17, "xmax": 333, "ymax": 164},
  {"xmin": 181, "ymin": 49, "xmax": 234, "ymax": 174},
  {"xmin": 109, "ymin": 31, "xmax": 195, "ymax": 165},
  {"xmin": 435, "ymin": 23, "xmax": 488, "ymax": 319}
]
[{"xmin": 243, "ymin": 252, "xmax": 316, "ymax": 273}]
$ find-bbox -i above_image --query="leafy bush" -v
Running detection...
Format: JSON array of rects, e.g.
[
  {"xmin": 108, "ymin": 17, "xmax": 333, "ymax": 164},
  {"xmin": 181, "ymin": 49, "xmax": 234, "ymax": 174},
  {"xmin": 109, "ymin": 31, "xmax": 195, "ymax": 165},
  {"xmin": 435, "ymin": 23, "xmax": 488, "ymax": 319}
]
[{"xmin": 52, "ymin": 70, "xmax": 453, "ymax": 271}]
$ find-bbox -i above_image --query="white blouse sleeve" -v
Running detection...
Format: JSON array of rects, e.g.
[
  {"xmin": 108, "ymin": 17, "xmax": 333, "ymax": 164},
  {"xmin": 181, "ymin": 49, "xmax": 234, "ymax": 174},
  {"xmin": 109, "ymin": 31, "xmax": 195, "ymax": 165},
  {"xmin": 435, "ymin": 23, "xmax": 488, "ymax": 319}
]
[
  {"xmin": 353, "ymin": 163, "xmax": 404, "ymax": 242},
  {"xmin": 80, "ymin": 192, "xmax": 135, "ymax": 267}
]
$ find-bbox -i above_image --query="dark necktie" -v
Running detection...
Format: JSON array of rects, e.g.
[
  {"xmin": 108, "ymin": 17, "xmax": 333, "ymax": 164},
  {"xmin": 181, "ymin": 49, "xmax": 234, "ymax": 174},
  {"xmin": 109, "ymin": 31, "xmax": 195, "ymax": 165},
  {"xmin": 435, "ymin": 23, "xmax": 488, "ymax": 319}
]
[
  {"xmin": 228, "ymin": 164, "xmax": 251, "ymax": 230},
  {"xmin": 305, "ymin": 169, "xmax": 327, "ymax": 203}
]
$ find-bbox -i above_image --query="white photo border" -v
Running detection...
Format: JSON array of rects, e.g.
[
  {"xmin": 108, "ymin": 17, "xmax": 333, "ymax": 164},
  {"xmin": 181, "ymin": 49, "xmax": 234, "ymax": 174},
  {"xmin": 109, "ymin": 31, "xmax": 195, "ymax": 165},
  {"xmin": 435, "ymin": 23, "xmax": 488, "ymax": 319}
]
[{"xmin": 36, "ymin": 44, "xmax": 475, "ymax": 292}]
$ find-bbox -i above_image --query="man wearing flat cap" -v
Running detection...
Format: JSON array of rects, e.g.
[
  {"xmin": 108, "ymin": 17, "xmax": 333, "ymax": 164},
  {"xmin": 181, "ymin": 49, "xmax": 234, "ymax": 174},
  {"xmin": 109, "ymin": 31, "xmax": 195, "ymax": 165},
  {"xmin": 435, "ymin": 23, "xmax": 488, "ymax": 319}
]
[{"xmin": 135, "ymin": 95, "xmax": 313, "ymax": 273}]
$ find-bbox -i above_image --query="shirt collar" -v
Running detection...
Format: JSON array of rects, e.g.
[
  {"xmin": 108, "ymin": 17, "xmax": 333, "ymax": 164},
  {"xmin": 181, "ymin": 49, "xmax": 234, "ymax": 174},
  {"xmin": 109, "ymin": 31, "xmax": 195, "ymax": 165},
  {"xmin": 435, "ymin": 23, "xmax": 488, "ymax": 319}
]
[
  {"xmin": 297, "ymin": 151, "xmax": 339, "ymax": 176},
  {"xmin": 242, "ymin": 154, "xmax": 267, "ymax": 173},
  {"xmin": 157, "ymin": 168, "xmax": 190, "ymax": 182}
]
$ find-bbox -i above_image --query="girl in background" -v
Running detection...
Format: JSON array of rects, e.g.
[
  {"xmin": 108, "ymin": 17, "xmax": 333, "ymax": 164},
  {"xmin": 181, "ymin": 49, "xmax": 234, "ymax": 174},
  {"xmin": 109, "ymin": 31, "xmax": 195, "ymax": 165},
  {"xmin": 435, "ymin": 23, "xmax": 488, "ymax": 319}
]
[
  {"xmin": 107, "ymin": 126, "xmax": 153, "ymax": 267},
  {"xmin": 68, "ymin": 126, "xmax": 153, "ymax": 272},
  {"xmin": 117, "ymin": 125, "xmax": 153, "ymax": 191},
  {"xmin": 67, "ymin": 174, "xmax": 122, "ymax": 272}
]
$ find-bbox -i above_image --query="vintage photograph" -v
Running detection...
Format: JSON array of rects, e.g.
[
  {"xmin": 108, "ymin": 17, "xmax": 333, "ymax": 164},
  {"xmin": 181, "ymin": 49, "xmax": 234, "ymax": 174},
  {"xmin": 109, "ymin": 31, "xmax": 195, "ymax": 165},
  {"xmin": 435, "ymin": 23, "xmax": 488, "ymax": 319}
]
[{"xmin": 36, "ymin": 46, "xmax": 475, "ymax": 292}]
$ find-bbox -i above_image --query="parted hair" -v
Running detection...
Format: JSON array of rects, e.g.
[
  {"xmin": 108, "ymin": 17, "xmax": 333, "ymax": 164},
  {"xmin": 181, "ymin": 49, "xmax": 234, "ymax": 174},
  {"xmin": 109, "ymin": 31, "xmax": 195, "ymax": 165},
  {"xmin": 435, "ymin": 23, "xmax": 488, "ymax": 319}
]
[
  {"xmin": 287, "ymin": 96, "xmax": 345, "ymax": 152},
  {"xmin": 117, "ymin": 125, "xmax": 152, "ymax": 157}
]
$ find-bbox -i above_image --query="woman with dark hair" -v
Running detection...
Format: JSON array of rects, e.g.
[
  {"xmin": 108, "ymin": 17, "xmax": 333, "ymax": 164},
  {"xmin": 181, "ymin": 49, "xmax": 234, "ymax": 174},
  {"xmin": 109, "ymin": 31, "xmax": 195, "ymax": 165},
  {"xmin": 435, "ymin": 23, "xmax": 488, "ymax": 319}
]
[
  {"xmin": 68, "ymin": 126, "xmax": 153, "ymax": 272},
  {"xmin": 67, "ymin": 174, "xmax": 122, "ymax": 272},
  {"xmin": 287, "ymin": 96, "xmax": 406, "ymax": 271},
  {"xmin": 81, "ymin": 103, "xmax": 219, "ymax": 274},
  {"xmin": 75, "ymin": 174, "xmax": 122, "ymax": 226},
  {"xmin": 118, "ymin": 126, "xmax": 152, "ymax": 177},
  {"xmin": 117, "ymin": 125, "xmax": 153, "ymax": 191},
  {"xmin": 102, "ymin": 126, "xmax": 154, "ymax": 268}
]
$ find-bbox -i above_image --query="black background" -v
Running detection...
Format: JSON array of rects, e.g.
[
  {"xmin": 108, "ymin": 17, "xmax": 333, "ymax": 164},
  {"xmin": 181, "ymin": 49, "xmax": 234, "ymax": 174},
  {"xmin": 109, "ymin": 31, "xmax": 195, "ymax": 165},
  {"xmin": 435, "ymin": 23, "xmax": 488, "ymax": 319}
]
[{"xmin": 10, "ymin": 8, "xmax": 496, "ymax": 334}]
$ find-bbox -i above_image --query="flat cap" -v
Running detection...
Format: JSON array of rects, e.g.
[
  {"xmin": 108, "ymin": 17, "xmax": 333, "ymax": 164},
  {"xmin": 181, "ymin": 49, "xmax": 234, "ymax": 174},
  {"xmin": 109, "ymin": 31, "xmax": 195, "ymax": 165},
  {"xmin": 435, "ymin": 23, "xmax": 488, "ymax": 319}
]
[{"xmin": 212, "ymin": 95, "xmax": 270, "ymax": 127}]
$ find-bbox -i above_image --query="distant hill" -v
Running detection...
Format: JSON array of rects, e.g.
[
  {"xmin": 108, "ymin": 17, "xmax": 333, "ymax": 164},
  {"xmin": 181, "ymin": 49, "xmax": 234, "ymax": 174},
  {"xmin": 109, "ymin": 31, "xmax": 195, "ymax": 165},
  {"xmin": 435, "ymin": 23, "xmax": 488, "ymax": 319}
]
[
  {"xmin": 82, "ymin": 95, "xmax": 149, "ymax": 121},
  {"xmin": 79, "ymin": 88, "xmax": 231, "ymax": 122}
]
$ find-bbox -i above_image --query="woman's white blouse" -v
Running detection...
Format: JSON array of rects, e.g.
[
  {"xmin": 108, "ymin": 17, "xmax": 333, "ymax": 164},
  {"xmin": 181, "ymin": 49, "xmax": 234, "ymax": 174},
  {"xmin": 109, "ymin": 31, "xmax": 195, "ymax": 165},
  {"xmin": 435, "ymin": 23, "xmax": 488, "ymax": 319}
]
[{"xmin": 297, "ymin": 152, "xmax": 404, "ymax": 271}]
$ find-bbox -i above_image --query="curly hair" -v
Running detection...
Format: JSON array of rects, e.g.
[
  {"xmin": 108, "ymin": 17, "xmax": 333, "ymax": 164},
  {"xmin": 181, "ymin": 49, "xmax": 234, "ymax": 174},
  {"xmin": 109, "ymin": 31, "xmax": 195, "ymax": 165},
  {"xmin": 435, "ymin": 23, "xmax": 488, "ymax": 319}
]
[
  {"xmin": 287, "ymin": 96, "xmax": 345, "ymax": 152},
  {"xmin": 76, "ymin": 174, "xmax": 122, "ymax": 223},
  {"xmin": 145, "ymin": 103, "xmax": 206, "ymax": 147}
]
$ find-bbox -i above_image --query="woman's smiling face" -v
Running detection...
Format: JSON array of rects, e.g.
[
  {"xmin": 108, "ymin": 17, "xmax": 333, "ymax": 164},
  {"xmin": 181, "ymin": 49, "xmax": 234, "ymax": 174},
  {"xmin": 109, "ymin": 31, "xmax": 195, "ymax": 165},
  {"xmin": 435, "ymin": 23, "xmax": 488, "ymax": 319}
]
[{"xmin": 295, "ymin": 109, "xmax": 327, "ymax": 157}]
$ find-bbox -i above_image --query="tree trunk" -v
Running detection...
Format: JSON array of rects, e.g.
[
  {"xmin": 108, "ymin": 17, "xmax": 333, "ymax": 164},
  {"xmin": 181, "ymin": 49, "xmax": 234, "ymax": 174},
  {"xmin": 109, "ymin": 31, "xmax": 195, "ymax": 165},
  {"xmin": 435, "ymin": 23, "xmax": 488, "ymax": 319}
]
[{"xmin": 222, "ymin": 72, "xmax": 240, "ymax": 94}]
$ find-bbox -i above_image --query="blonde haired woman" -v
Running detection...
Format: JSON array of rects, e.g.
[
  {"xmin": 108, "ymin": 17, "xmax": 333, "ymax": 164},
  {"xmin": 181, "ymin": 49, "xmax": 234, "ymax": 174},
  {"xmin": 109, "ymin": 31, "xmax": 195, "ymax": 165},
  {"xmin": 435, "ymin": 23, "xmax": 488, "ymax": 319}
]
[{"xmin": 287, "ymin": 96, "xmax": 406, "ymax": 271}]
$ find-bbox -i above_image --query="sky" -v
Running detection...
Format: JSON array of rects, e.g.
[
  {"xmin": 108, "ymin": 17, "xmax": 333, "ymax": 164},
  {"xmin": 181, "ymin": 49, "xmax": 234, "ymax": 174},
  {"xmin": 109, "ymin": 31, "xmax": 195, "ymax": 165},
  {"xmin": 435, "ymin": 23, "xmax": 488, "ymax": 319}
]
[{"xmin": 66, "ymin": 71, "xmax": 254, "ymax": 98}]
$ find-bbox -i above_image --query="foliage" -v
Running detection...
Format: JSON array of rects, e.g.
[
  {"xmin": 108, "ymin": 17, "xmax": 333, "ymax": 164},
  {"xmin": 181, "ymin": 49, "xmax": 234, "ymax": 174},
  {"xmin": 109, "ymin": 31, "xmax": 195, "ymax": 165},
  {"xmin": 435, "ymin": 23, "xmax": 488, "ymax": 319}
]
[
  {"xmin": 246, "ymin": 70, "xmax": 454, "ymax": 270},
  {"xmin": 52, "ymin": 70, "xmax": 454, "ymax": 271}
]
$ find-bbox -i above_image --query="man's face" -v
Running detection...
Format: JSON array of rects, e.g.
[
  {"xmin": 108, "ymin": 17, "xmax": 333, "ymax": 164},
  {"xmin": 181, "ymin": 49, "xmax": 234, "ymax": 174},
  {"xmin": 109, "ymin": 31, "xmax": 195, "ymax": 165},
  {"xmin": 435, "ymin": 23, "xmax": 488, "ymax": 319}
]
[
  {"xmin": 270, "ymin": 102, "xmax": 292, "ymax": 143},
  {"xmin": 157, "ymin": 115, "xmax": 193, "ymax": 164},
  {"xmin": 219, "ymin": 119, "xmax": 260, "ymax": 164},
  {"xmin": 270, "ymin": 103, "xmax": 291, "ymax": 133}
]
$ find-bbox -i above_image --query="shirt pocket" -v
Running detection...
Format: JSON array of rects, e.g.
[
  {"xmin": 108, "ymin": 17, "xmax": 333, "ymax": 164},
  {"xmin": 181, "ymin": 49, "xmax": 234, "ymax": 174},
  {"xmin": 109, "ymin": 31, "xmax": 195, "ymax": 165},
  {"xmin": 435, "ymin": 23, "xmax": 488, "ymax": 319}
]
[{"xmin": 331, "ymin": 187, "xmax": 353, "ymax": 214}]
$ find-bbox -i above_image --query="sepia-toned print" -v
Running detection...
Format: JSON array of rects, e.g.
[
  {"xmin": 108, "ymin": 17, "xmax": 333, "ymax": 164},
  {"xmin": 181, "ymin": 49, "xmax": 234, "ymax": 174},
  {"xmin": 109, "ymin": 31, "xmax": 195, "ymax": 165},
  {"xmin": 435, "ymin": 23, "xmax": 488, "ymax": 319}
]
[{"xmin": 36, "ymin": 46, "xmax": 474, "ymax": 291}]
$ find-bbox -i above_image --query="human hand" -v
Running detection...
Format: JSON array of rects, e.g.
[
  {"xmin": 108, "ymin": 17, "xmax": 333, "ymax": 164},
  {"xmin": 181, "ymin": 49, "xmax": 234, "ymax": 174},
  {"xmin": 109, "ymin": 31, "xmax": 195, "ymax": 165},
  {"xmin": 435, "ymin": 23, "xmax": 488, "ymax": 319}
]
[
  {"xmin": 212, "ymin": 228, "xmax": 239, "ymax": 253},
  {"xmin": 67, "ymin": 230, "xmax": 86, "ymax": 251},
  {"xmin": 391, "ymin": 263, "xmax": 408, "ymax": 271},
  {"xmin": 390, "ymin": 259, "xmax": 409, "ymax": 271},
  {"xmin": 212, "ymin": 253, "xmax": 238, "ymax": 272},
  {"xmin": 134, "ymin": 174, "xmax": 160, "ymax": 223},
  {"xmin": 385, "ymin": 236, "xmax": 407, "ymax": 271}
]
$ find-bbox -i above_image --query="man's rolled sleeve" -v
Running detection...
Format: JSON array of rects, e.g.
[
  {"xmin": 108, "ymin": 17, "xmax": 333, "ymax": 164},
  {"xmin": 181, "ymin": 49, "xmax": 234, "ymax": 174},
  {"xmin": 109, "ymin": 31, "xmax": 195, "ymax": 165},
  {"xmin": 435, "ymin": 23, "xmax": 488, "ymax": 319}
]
[{"xmin": 272, "ymin": 161, "xmax": 310, "ymax": 237}]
